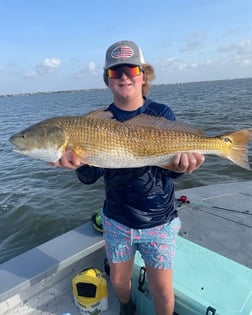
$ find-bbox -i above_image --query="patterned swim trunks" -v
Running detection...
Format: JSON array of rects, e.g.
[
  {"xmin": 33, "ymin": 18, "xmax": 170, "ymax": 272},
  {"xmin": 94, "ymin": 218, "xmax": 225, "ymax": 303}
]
[{"xmin": 102, "ymin": 213, "xmax": 181, "ymax": 269}]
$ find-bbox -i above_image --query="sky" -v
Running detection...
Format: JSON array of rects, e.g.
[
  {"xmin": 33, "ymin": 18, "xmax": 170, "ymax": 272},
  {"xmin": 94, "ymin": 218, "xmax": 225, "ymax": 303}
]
[{"xmin": 0, "ymin": 0, "xmax": 252, "ymax": 95}]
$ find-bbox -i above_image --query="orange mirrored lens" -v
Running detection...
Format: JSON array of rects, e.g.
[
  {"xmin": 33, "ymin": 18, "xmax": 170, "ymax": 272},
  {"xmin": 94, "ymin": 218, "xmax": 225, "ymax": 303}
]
[{"xmin": 107, "ymin": 65, "xmax": 142, "ymax": 79}]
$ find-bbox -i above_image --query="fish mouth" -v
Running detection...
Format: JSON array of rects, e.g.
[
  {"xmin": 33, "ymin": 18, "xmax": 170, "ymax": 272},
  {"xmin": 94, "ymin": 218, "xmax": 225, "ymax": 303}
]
[
  {"xmin": 9, "ymin": 134, "xmax": 15, "ymax": 144},
  {"xmin": 9, "ymin": 134, "xmax": 20, "ymax": 144},
  {"xmin": 9, "ymin": 136, "xmax": 22, "ymax": 149}
]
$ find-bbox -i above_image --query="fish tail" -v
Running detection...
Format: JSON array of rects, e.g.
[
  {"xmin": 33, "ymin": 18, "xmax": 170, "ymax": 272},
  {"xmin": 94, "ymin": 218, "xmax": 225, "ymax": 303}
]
[{"xmin": 219, "ymin": 128, "xmax": 252, "ymax": 170}]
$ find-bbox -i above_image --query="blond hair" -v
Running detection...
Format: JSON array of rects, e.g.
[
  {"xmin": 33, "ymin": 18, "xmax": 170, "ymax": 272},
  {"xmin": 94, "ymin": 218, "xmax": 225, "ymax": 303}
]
[{"xmin": 103, "ymin": 63, "xmax": 155, "ymax": 97}]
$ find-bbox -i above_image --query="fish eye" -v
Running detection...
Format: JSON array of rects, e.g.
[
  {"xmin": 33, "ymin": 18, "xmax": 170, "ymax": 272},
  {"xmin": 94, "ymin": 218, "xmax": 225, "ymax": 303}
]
[{"xmin": 224, "ymin": 137, "xmax": 232, "ymax": 143}]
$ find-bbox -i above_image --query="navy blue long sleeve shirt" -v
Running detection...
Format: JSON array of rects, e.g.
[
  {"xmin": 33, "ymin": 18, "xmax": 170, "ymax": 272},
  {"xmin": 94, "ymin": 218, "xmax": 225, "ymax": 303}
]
[{"xmin": 76, "ymin": 98, "xmax": 183, "ymax": 229}]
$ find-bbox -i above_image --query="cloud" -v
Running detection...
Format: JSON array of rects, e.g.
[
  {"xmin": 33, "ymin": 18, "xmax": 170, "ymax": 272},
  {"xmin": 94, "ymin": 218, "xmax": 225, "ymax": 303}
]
[
  {"xmin": 159, "ymin": 38, "xmax": 252, "ymax": 79},
  {"xmin": 219, "ymin": 39, "xmax": 252, "ymax": 54},
  {"xmin": 36, "ymin": 57, "xmax": 61, "ymax": 74},
  {"xmin": 158, "ymin": 57, "xmax": 212, "ymax": 72},
  {"xmin": 25, "ymin": 70, "xmax": 37, "ymax": 77},
  {"xmin": 88, "ymin": 61, "xmax": 96, "ymax": 72},
  {"xmin": 177, "ymin": 59, "xmax": 212, "ymax": 71},
  {"xmin": 77, "ymin": 61, "xmax": 99, "ymax": 77},
  {"xmin": 180, "ymin": 33, "xmax": 206, "ymax": 53},
  {"xmin": 219, "ymin": 39, "xmax": 252, "ymax": 65},
  {"xmin": 25, "ymin": 57, "xmax": 61, "ymax": 77}
]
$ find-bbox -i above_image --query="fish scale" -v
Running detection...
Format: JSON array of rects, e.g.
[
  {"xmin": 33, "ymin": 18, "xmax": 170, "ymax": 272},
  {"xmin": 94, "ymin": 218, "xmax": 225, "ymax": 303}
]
[{"xmin": 9, "ymin": 108, "xmax": 252, "ymax": 170}]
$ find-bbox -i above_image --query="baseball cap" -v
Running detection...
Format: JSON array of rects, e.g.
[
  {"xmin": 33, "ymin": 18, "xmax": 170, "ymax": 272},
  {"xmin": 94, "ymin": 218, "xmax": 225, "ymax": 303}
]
[{"xmin": 104, "ymin": 40, "xmax": 145, "ymax": 70}]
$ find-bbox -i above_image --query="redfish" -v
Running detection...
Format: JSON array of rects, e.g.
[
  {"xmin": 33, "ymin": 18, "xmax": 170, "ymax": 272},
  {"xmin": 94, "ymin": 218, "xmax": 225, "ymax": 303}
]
[{"xmin": 9, "ymin": 108, "xmax": 252, "ymax": 170}]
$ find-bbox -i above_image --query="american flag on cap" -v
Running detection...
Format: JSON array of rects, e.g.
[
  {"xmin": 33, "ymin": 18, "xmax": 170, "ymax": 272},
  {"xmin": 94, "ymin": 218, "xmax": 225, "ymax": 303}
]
[{"xmin": 111, "ymin": 45, "xmax": 134, "ymax": 59}]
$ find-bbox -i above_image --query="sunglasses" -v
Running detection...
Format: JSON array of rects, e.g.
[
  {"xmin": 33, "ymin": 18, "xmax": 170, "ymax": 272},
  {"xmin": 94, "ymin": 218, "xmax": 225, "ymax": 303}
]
[{"xmin": 107, "ymin": 65, "xmax": 143, "ymax": 79}]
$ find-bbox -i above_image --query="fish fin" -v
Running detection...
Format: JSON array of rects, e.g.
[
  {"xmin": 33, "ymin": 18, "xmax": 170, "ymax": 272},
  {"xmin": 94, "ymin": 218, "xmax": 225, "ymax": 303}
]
[
  {"xmin": 219, "ymin": 128, "xmax": 252, "ymax": 170},
  {"xmin": 84, "ymin": 109, "xmax": 203, "ymax": 135},
  {"xmin": 125, "ymin": 114, "xmax": 203, "ymax": 135},
  {"xmin": 84, "ymin": 108, "xmax": 114, "ymax": 120},
  {"xmin": 68, "ymin": 146, "xmax": 95, "ymax": 166}
]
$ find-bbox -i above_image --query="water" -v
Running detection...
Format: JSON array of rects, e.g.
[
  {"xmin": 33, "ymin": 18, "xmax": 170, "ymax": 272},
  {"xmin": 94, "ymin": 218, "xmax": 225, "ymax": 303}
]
[{"xmin": 0, "ymin": 79, "xmax": 252, "ymax": 263}]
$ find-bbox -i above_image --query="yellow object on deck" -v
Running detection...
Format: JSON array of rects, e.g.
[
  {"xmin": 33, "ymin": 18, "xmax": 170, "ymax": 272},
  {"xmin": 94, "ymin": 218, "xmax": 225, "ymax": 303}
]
[{"xmin": 72, "ymin": 268, "xmax": 108, "ymax": 315}]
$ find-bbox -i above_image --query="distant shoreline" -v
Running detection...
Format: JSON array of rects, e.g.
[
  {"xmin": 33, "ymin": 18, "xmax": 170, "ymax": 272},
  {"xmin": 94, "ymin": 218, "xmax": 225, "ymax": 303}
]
[{"xmin": 1, "ymin": 77, "xmax": 251, "ymax": 98}]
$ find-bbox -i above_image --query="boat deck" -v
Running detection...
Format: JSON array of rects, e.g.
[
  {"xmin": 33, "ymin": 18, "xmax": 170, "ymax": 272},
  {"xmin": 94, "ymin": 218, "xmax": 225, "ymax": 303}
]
[
  {"xmin": 177, "ymin": 181, "xmax": 252, "ymax": 268},
  {"xmin": 0, "ymin": 181, "xmax": 251, "ymax": 314},
  {"xmin": 0, "ymin": 223, "xmax": 119, "ymax": 314}
]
